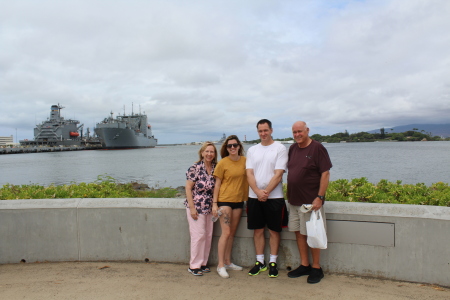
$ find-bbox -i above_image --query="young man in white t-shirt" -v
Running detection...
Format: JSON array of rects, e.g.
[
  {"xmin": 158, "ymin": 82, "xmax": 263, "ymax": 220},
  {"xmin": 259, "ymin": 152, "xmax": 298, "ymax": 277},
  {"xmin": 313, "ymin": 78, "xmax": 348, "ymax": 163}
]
[{"xmin": 246, "ymin": 119, "xmax": 288, "ymax": 278}]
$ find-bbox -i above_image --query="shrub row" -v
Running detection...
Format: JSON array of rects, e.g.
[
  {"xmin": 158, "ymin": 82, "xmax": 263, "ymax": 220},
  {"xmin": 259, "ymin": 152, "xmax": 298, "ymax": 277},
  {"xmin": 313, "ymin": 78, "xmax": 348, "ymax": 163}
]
[
  {"xmin": 1, "ymin": 177, "xmax": 449, "ymax": 207},
  {"xmin": 324, "ymin": 178, "xmax": 450, "ymax": 206},
  {"xmin": 0, "ymin": 176, "xmax": 178, "ymax": 200}
]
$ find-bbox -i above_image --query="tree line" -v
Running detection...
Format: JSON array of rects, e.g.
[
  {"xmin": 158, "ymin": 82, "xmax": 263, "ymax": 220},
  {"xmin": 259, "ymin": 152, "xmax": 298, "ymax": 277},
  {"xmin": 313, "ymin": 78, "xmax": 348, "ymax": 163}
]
[{"xmin": 245, "ymin": 128, "xmax": 449, "ymax": 144}]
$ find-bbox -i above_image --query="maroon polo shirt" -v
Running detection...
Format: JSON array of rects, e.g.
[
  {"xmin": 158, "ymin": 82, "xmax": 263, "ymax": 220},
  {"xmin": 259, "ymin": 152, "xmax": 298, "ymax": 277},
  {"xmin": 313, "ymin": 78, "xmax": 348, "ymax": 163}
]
[{"xmin": 287, "ymin": 140, "xmax": 332, "ymax": 206}]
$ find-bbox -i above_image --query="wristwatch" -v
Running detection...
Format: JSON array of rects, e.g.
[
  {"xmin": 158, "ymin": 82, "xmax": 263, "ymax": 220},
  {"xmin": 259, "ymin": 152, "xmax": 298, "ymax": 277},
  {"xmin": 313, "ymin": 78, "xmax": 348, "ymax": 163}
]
[{"xmin": 317, "ymin": 195, "xmax": 325, "ymax": 201}]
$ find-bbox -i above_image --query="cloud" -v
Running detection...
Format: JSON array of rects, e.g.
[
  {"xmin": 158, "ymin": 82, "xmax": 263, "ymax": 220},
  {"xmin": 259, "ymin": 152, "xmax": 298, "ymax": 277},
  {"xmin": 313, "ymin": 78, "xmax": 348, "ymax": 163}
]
[{"xmin": 1, "ymin": 0, "xmax": 449, "ymax": 143}]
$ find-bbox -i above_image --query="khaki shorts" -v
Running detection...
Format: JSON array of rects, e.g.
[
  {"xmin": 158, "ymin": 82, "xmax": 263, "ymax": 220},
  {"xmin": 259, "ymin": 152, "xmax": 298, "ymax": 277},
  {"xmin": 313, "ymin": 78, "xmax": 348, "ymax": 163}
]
[{"xmin": 288, "ymin": 204, "xmax": 327, "ymax": 235}]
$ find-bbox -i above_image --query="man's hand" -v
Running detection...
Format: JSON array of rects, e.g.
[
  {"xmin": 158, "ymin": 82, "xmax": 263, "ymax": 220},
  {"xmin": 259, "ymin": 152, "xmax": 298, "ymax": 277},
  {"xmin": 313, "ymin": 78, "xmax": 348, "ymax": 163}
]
[
  {"xmin": 312, "ymin": 197, "xmax": 323, "ymax": 211},
  {"xmin": 256, "ymin": 189, "xmax": 269, "ymax": 202}
]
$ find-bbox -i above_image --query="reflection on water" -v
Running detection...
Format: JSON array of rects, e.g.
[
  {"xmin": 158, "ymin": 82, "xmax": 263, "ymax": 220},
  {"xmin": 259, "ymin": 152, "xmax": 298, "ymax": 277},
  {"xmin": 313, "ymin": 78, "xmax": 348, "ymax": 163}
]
[{"xmin": 1, "ymin": 142, "xmax": 449, "ymax": 187}]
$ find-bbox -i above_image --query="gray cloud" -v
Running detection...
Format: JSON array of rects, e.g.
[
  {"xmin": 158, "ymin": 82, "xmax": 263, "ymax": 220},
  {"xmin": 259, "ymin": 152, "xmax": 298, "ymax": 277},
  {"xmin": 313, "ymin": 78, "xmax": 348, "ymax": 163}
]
[{"xmin": 1, "ymin": 0, "xmax": 449, "ymax": 143}]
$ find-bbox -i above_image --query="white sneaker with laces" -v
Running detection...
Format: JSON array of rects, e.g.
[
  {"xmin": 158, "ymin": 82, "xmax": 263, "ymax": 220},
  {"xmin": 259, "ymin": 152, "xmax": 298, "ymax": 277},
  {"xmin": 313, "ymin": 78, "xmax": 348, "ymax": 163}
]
[
  {"xmin": 225, "ymin": 263, "xmax": 243, "ymax": 271},
  {"xmin": 217, "ymin": 267, "xmax": 230, "ymax": 278}
]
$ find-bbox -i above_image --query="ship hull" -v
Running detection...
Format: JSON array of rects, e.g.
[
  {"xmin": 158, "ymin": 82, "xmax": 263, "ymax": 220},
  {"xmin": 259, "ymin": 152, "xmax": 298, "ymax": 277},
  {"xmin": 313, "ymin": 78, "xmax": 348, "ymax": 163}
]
[{"xmin": 94, "ymin": 127, "xmax": 157, "ymax": 149}]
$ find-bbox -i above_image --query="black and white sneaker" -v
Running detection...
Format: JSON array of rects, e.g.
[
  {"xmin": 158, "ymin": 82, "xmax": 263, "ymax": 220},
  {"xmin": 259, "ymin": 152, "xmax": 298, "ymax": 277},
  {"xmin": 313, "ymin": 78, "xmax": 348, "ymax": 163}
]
[
  {"xmin": 188, "ymin": 268, "xmax": 203, "ymax": 276},
  {"xmin": 201, "ymin": 266, "xmax": 211, "ymax": 273},
  {"xmin": 248, "ymin": 261, "xmax": 267, "ymax": 276}
]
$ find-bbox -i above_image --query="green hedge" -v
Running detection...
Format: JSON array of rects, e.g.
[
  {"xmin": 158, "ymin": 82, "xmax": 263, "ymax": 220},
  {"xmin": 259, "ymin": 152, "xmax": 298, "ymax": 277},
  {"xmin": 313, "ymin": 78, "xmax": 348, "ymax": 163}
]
[
  {"xmin": 282, "ymin": 177, "xmax": 449, "ymax": 206},
  {"xmin": 323, "ymin": 178, "xmax": 449, "ymax": 206},
  {"xmin": 0, "ymin": 176, "xmax": 178, "ymax": 200},
  {"xmin": 1, "ymin": 177, "xmax": 449, "ymax": 207}
]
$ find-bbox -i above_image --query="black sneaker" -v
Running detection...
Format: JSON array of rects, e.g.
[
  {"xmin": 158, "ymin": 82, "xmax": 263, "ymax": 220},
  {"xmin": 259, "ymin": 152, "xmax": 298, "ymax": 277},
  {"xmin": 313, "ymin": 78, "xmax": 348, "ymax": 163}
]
[
  {"xmin": 307, "ymin": 267, "xmax": 324, "ymax": 284},
  {"xmin": 188, "ymin": 268, "xmax": 203, "ymax": 276},
  {"xmin": 201, "ymin": 266, "xmax": 211, "ymax": 273},
  {"xmin": 248, "ymin": 261, "xmax": 267, "ymax": 276},
  {"xmin": 288, "ymin": 264, "xmax": 312, "ymax": 278},
  {"xmin": 268, "ymin": 262, "xmax": 278, "ymax": 278}
]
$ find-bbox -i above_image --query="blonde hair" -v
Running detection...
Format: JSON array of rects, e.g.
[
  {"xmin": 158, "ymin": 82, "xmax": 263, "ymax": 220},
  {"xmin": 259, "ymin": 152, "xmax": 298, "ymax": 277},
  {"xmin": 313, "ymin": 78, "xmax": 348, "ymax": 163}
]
[{"xmin": 196, "ymin": 141, "xmax": 218, "ymax": 164}]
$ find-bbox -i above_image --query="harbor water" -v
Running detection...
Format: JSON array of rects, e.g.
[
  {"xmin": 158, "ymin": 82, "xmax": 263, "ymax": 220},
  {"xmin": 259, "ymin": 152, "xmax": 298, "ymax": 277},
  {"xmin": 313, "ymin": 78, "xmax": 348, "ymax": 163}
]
[{"xmin": 1, "ymin": 142, "xmax": 449, "ymax": 188}]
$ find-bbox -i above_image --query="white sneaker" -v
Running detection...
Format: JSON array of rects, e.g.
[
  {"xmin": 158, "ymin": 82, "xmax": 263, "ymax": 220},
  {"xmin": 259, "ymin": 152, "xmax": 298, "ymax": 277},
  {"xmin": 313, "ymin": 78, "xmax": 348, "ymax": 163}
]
[
  {"xmin": 225, "ymin": 263, "xmax": 243, "ymax": 271},
  {"xmin": 217, "ymin": 267, "xmax": 230, "ymax": 278}
]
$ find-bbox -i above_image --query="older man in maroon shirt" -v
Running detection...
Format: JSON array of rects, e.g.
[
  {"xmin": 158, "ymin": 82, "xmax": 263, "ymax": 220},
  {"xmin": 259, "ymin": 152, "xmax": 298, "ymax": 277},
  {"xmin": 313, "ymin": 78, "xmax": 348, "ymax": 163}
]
[{"xmin": 286, "ymin": 121, "xmax": 332, "ymax": 284}]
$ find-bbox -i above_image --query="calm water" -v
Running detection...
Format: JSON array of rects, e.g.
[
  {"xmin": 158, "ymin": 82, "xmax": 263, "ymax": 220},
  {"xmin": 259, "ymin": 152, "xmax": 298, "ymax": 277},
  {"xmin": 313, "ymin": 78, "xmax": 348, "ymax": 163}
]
[{"xmin": 1, "ymin": 142, "xmax": 449, "ymax": 187}]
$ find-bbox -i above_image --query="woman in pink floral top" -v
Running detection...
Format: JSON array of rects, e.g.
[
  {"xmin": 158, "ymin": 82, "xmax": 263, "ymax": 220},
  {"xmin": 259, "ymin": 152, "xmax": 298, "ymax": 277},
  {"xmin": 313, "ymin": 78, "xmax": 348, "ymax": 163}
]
[{"xmin": 184, "ymin": 141, "xmax": 217, "ymax": 276}]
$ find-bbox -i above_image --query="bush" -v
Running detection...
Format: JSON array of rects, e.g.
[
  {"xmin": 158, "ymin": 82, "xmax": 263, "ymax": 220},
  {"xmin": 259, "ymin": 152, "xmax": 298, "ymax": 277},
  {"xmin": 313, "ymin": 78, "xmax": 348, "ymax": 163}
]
[
  {"xmin": 0, "ymin": 175, "xmax": 178, "ymax": 200},
  {"xmin": 284, "ymin": 178, "xmax": 450, "ymax": 207},
  {"xmin": 2, "ymin": 177, "xmax": 449, "ymax": 207}
]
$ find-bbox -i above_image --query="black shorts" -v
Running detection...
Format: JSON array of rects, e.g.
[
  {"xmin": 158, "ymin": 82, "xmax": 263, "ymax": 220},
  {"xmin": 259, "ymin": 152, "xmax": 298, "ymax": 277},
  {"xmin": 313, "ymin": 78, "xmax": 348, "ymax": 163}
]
[
  {"xmin": 218, "ymin": 202, "xmax": 244, "ymax": 210},
  {"xmin": 246, "ymin": 197, "xmax": 288, "ymax": 233}
]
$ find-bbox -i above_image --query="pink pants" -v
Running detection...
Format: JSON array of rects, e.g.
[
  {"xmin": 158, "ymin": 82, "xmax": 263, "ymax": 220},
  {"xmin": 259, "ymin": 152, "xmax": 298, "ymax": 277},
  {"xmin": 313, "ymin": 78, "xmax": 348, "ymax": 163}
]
[{"xmin": 186, "ymin": 208, "xmax": 214, "ymax": 269}]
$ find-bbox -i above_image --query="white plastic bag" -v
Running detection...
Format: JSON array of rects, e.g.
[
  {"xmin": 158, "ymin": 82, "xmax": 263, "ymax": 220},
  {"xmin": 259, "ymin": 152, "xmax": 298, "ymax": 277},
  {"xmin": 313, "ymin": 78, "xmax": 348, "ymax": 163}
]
[{"xmin": 306, "ymin": 210, "xmax": 327, "ymax": 249}]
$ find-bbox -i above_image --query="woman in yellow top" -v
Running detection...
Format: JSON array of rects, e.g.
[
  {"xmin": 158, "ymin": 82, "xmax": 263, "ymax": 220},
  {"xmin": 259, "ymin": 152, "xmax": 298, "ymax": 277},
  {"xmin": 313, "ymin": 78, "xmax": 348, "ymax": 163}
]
[{"xmin": 212, "ymin": 135, "xmax": 248, "ymax": 279}]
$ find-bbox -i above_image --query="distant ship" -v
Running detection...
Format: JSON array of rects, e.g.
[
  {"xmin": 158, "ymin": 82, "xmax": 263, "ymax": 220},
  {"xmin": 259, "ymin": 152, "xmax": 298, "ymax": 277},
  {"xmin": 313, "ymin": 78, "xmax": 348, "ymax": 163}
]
[
  {"xmin": 216, "ymin": 133, "xmax": 226, "ymax": 145},
  {"xmin": 95, "ymin": 110, "xmax": 157, "ymax": 149},
  {"xmin": 20, "ymin": 104, "xmax": 99, "ymax": 147}
]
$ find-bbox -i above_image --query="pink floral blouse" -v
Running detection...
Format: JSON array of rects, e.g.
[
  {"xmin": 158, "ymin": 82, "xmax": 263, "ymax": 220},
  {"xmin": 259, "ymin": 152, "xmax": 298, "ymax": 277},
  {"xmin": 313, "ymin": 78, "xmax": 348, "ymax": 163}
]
[{"xmin": 184, "ymin": 160, "xmax": 216, "ymax": 215}]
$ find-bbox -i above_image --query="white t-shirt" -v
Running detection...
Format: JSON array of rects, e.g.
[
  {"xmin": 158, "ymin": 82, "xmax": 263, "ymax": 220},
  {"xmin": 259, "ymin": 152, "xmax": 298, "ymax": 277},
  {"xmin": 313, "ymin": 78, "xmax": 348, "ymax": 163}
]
[{"xmin": 246, "ymin": 141, "xmax": 288, "ymax": 199}]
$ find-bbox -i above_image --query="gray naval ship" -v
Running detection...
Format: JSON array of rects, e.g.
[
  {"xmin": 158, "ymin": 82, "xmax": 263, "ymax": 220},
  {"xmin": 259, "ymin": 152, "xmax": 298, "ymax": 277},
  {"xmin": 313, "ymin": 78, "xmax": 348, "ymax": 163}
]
[
  {"xmin": 216, "ymin": 133, "xmax": 226, "ymax": 145},
  {"xmin": 95, "ymin": 110, "xmax": 157, "ymax": 149},
  {"xmin": 20, "ymin": 104, "xmax": 99, "ymax": 147}
]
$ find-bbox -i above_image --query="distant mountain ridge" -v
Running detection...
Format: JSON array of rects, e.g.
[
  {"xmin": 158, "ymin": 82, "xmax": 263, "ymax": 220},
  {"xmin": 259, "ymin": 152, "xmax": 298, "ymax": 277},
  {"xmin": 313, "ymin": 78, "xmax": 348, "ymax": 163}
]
[{"xmin": 368, "ymin": 124, "xmax": 450, "ymax": 137}]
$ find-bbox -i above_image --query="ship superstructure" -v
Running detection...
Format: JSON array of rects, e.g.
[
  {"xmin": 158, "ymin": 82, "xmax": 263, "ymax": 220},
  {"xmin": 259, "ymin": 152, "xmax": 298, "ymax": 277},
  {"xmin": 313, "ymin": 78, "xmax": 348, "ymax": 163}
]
[
  {"xmin": 20, "ymin": 104, "xmax": 97, "ymax": 147},
  {"xmin": 94, "ymin": 110, "xmax": 157, "ymax": 149},
  {"xmin": 216, "ymin": 133, "xmax": 226, "ymax": 145}
]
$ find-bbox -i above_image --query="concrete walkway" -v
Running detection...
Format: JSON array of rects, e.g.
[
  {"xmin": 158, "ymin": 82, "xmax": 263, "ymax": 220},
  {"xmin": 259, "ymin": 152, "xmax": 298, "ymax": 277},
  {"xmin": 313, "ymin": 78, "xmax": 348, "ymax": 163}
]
[{"xmin": 0, "ymin": 262, "xmax": 448, "ymax": 300}]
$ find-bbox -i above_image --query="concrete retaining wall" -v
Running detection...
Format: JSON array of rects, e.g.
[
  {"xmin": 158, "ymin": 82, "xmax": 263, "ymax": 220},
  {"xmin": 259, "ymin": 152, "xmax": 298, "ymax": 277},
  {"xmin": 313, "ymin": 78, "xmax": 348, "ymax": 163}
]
[{"xmin": 1, "ymin": 198, "xmax": 449, "ymax": 286}]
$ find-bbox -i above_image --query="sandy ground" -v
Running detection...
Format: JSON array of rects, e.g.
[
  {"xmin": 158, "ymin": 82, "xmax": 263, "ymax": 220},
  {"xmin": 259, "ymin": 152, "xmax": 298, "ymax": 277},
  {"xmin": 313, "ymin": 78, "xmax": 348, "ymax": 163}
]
[{"xmin": 0, "ymin": 262, "xmax": 448, "ymax": 300}]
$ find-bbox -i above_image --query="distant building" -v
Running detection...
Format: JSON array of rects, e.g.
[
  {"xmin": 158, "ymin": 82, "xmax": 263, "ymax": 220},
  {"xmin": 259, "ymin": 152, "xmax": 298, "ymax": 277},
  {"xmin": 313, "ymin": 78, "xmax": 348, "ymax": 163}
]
[{"xmin": 0, "ymin": 135, "xmax": 14, "ymax": 146}]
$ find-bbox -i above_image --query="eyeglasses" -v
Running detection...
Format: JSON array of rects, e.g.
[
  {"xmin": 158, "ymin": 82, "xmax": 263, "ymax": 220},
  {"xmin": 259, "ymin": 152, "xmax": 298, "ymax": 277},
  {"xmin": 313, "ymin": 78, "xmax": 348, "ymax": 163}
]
[{"xmin": 226, "ymin": 143, "xmax": 239, "ymax": 149}]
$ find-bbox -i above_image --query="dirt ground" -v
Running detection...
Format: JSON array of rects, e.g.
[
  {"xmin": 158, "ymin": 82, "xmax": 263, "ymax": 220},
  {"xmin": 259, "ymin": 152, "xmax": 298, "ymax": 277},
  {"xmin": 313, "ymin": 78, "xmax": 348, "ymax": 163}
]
[{"xmin": 0, "ymin": 261, "xmax": 448, "ymax": 300}]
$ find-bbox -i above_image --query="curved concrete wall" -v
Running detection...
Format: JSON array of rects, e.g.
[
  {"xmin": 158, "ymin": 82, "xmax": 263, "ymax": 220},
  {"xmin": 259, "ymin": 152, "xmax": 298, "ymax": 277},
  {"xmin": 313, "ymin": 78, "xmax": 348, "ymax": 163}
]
[{"xmin": 1, "ymin": 198, "xmax": 449, "ymax": 287}]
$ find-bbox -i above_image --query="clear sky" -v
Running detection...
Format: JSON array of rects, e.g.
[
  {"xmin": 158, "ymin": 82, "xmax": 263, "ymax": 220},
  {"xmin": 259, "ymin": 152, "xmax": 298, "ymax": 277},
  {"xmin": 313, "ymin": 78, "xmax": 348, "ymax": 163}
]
[{"xmin": 1, "ymin": 0, "xmax": 449, "ymax": 144}]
